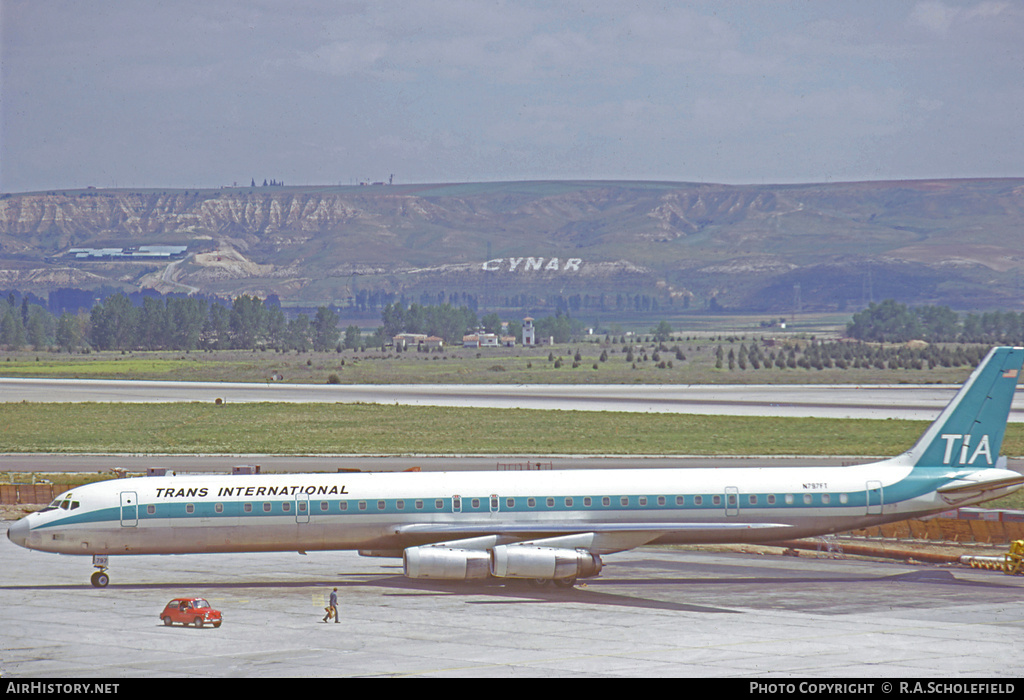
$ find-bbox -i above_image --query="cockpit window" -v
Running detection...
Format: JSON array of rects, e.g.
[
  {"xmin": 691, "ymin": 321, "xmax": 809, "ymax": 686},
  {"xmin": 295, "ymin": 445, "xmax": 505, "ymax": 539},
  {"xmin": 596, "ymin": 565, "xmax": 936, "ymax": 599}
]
[{"xmin": 40, "ymin": 495, "xmax": 80, "ymax": 513}]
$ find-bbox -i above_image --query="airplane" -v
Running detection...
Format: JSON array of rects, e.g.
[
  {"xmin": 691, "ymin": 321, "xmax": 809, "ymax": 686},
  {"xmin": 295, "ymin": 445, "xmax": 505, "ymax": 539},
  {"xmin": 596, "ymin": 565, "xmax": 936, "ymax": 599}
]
[{"xmin": 7, "ymin": 346, "xmax": 1024, "ymax": 589}]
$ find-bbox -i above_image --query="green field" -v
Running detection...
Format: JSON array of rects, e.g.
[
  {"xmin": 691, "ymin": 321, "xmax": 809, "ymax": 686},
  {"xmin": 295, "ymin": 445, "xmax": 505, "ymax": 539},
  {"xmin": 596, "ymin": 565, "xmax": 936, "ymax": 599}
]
[
  {"xmin": 0, "ymin": 342, "xmax": 980, "ymax": 386},
  {"xmin": 1, "ymin": 401, "xmax": 952, "ymax": 456}
]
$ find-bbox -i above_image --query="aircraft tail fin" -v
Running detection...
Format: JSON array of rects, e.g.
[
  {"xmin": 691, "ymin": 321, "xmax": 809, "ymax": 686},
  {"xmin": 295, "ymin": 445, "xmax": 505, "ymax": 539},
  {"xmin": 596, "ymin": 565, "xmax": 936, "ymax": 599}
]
[{"xmin": 901, "ymin": 346, "xmax": 1023, "ymax": 468}]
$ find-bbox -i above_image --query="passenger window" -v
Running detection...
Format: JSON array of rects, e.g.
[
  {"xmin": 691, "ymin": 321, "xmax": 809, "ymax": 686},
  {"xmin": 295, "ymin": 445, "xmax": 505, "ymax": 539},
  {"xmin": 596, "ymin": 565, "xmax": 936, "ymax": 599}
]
[
  {"xmin": 527, "ymin": 498, "xmax": 536, "ymax": 508},
  {"xmin": 839, "ymin": 494, "xmax": 849, "ymax": 504},
  {"xmin": 546, "ymin": 498, "xmax": 554, "ymax": 508},
  {"xmin": 803, "ymin": 494, "xmax": 812, "ymax": 505},
  {"xmin": 215, "ymin": 503, "xmax": 224, "ymax": 513},
  {"xmin": 506, "ymin": 498, "xmax": 515, "ymax": 509},
  {"xmin": 621, "ymin": 496, "xmax": 629, "ymax": 507},
  {"xmin": 339, "ymin": 501, "xmax": 348, "ymax": 511},
  {"xmin": 695, "ymin": 496, "xmax": 703, "ymax": 506},
  {"xmin": 415, "ymin": 500, "xmax": 423, "ymax": 510},
  {"xmin": 263, "ymin": 502, "xmax": 272, "ymax": 512},
  {"xmin": 584, "ymin": 497, "xmax": 592, "ymax": 507},
  {"xmin": 397, "ymin": 500, "xmax": 405, "ymax": 510},
  {"xmin": 244, "ymin": 503, "xmax": 253, "ymax": 513},
  {"xmin": 435, "ymin": 500, "xmax": 443, "ymax": 510},
  {"xmin": 676, "ymin": 496, "xmax": 685, "ymax": 506},
  {"xmin": 147, "ymin": 505, "xmax": 156, "ymax": 515},
  {"xmin": 602, "ymin": 497, "xmax": 610, "ymax": 507},
  {"xmin": 639, "ymin": 496, "xmax": 647, "ymax": 507},
  {"xmin": 282, "ymin": 502, "xmax": 291, "ymax": 512},
  {"xmin": 471, "ymin": 499, "xmax": 480, "ymax": 509},
  {"xmin": 565, "ymin": 497, "xmax": 573, "ymax": 507},
  {"xmin": 186, "ymin": 504, "xmax": 195, "ymax": 514},
  {"xmin": 320, "ymin": 501, "xmax": 329, "ymax": 511},
  {"xmin": 713, "ymin": 495, "xmax": 722, "ymax": 506},
  {"xmin": 378, "ymin": 500, "xmax": 386, "ymax": 511},
  {"xmin": 785, "ymin": 494, "xmax": 794, "ymax": 505},
  {"xmin": 822, "ymin": 494, "xmax": 831, "ymax": 505},
  {"xmin": 767, "ymin": 495, "xmax": 776, "ymax": 505},
  {"xmin": 748, "ymin": 495, "xmax": 757, "ymax": 505}
]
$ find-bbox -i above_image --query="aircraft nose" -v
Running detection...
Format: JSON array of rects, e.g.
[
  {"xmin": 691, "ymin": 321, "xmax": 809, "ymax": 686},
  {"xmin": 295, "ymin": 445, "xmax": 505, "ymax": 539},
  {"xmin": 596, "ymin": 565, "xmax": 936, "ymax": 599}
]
[{"xmin": 7, "ymin": 517, "xmax": 29, "ymax": 548}]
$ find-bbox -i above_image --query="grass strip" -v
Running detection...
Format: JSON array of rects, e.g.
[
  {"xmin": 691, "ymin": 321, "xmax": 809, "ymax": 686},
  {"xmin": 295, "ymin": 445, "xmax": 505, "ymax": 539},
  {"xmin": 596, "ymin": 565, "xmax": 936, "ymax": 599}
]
[{"xmin": 5, "ymin": 401, "xmax": 1024, "ymax": 457}]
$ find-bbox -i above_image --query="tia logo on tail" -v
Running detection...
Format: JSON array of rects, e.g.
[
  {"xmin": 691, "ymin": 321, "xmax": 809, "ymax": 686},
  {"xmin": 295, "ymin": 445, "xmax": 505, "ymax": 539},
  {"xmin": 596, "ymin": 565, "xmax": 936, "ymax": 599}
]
[{"xmin": 939, "ymin": 434, "xmax": 992, "ymax": 465}]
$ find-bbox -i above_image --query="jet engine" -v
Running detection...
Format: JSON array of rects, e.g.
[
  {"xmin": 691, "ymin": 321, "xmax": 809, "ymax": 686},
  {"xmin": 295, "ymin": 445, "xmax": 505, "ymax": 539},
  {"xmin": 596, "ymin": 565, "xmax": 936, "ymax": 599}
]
[
  {"xmin": 490, "ymin": 545, "xmax": 603, "ymax": 581},
  {"xmin": 403, "ymin": 546, "xmax": 491, "ymax": 580}
]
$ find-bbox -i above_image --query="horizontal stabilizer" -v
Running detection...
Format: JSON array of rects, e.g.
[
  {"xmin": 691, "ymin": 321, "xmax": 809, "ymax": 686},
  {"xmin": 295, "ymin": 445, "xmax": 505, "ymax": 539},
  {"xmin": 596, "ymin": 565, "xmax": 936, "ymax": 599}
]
[{"xmin": 936, "ymin": 472, "xmax": 1024, "ymax": 500}]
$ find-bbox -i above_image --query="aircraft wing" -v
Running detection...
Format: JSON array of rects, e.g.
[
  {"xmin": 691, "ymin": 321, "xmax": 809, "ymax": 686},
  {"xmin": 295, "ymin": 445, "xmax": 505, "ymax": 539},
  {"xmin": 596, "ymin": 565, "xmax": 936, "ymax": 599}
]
[{"xmin": 395, "ymin": 522, "xmax": 791, "ymax": 536}]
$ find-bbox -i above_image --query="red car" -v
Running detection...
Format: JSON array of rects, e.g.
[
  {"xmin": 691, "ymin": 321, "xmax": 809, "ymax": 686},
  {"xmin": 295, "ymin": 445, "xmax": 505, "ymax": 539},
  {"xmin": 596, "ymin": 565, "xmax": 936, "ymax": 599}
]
[{"xmin": 160, "ymin": 598, "xmax": 222, "ymax": 628}]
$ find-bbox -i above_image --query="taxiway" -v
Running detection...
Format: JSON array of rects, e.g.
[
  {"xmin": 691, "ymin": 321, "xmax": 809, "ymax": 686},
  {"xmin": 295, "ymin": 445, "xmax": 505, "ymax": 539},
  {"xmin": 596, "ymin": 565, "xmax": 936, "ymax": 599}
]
[{"xmin": 2, "ymin": 521, "xmax": 1022, "ymax": 678}]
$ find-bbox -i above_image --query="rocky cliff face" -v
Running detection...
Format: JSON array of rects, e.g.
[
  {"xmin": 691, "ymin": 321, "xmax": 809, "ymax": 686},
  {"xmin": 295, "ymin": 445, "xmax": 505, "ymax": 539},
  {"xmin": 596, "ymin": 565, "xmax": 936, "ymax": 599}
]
[{"xmin": 2, "ymin": 179, "xmax": 1023, "ymax": 313}]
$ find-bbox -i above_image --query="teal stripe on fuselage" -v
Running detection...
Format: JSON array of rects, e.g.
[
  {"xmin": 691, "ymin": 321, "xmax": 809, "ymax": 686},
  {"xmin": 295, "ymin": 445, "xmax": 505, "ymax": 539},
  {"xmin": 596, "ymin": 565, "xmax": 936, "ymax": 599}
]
[{"xmin": 32, "ymin": 465, "xmax": 973, "ymax": 531}]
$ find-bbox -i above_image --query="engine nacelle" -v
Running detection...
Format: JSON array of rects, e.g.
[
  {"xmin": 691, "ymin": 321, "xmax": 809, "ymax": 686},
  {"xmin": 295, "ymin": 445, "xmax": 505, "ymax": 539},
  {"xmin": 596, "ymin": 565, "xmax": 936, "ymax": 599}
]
[
  {"xmin": 490, "ymin": 546, "xmax": 603, "ymax": 581},
  {"xmin": 403, "ymin": 546, "xmax": 491, "ymax": 580}
]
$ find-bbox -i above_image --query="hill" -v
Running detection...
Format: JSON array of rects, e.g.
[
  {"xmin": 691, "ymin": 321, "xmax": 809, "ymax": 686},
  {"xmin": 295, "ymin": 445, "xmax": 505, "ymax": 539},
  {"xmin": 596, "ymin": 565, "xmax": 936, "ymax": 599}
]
[{"xmin": 2, "ymin": 178, "xmax": 1023, "ymax": 315}]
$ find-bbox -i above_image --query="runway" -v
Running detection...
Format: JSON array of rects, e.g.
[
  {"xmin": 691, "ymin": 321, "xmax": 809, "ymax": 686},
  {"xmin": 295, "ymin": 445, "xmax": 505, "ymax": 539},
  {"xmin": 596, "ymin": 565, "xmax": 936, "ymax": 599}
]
[
  {"xmin": 2, "ymin": 521, "xmax": 1022, "ymax": 678},
  {"xmin": 5, "ymin": 376, "xmax": 1024, "ymax": 421}
]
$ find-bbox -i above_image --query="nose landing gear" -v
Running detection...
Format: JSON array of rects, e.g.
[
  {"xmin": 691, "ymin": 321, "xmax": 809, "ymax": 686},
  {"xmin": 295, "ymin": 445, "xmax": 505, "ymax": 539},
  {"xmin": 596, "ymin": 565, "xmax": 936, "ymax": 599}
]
[{"xmin": 91, "ymin": 555, "xmax": 110, "ymax": 588}]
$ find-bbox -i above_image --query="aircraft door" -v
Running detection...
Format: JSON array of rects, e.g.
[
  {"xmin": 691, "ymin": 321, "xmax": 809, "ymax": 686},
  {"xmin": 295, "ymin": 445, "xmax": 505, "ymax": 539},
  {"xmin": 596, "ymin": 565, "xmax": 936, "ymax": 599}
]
[
  {"xmin": 725, "ymin": 486, "xmax": 739, "ymax": 517},
  {"xmin": 295, "ymin": 494, "xmax": 310, "ymax": 523},
  {"xmin": 120, "ymin": 491, "xmax": 138, "ymax": 527},
  {"xmin": 866, "ymin": 481, "xmax": 883, "ymax": 515}
]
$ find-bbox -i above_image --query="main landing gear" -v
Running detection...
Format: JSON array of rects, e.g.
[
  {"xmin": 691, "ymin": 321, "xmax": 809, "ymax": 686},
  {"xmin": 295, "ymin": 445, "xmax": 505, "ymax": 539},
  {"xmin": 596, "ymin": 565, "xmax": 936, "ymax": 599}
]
[{"xmin": 91, "ymin": 555, "xmax": 110, "ymax": 588}]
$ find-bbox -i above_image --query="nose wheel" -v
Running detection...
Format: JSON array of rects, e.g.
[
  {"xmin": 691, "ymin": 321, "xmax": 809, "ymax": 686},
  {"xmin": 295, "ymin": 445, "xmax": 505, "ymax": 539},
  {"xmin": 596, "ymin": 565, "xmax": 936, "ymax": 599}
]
[{"xmin": 91, "ymin": 554, "xmax": 110, "ymax": 588}]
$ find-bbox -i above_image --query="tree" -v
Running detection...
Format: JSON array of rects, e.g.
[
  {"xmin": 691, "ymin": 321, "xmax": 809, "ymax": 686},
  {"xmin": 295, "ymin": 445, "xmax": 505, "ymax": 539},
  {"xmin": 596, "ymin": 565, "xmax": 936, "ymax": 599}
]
[
  {"xmin": 229, "ymin": 295, "xmax": 266, "ymax": 349},
  {"xmin": 344, "ymin": 324, "xmax": 362, "ymax": 350},
  {"xmin": 846, "ymin": 299, "xmax": 921, "ymax": 342},
  {"xmin": 55, "ymin": 312, "xmax": 84, "ymax": 352},
  {"xmin": 288, "ymin": 314, "xmax": 312, "ymax": 351},
  {"xmin": 312, "ymin": 306, "xmax": 340, "ymax": 351},
  {"xmin": 0, "ymin": 303, "xmax": 26, "ymax": 348},
  {"xmin": 204, "ymin": 302, "xmax": 232, "ymax": 349},
  {"xmin": 89, "ymin": 293, "xmax": 138, "ymax": 350},
  {"xmin": 480, "ymin": 312, "xmax": 502, "ymax": 334},
  {"xmin": 167, "ymin": 297, "xmax": 207, "ymax": 350},
  {"xmin": 652, "ymin": 320, "xmax": 673, "ymax": 342}
]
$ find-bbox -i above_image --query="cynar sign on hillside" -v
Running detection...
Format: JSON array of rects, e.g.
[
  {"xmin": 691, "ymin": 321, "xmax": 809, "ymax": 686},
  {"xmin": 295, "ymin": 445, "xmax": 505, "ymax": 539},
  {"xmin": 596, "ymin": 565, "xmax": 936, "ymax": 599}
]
[{"xmin": 481, "ymin": 257, "xmax": 583, "ymax": 272}]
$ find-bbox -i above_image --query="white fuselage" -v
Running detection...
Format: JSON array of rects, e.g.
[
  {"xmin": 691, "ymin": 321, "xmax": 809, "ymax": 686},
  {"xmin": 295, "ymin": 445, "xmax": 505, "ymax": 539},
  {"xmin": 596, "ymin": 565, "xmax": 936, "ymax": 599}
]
[{"xmin": 12, "ymin": 460, "xmax": 1017, "ymax": 558}]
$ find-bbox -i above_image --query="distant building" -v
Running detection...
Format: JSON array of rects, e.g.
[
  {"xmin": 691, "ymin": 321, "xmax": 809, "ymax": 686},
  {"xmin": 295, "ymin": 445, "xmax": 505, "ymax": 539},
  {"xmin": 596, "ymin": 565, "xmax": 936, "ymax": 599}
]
[
  {"xmin": 68, "ymin": 245, "xmax": 187, "ymax": 260},
  {"xmin": 522, "ymin": 317, "xmax": 536, "ymax": 346},
  {"xmin": 394, "ymin": 333, "xmax": 428, "ymax": 350}
]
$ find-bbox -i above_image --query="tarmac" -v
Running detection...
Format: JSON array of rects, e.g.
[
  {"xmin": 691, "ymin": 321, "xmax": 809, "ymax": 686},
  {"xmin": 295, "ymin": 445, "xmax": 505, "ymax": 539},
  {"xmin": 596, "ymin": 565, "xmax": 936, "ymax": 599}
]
[{"xmin": 2, "ymin": 521, "xmax": 1023, "ymax": 678}]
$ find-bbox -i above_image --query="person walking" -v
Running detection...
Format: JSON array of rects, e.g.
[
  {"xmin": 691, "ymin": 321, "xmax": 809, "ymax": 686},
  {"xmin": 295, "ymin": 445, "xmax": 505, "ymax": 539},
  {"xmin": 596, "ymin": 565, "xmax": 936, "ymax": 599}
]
[{"xmin": 323, "ymin": 587, "xmax": 339, "ymax": 623}]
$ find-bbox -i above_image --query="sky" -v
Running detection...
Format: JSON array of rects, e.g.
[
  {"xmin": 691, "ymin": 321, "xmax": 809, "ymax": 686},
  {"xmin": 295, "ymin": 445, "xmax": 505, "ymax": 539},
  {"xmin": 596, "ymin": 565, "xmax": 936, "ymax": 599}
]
[{"xmin": 1, "ymin": 0, "xmax": 1022, "ymax": 193}]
